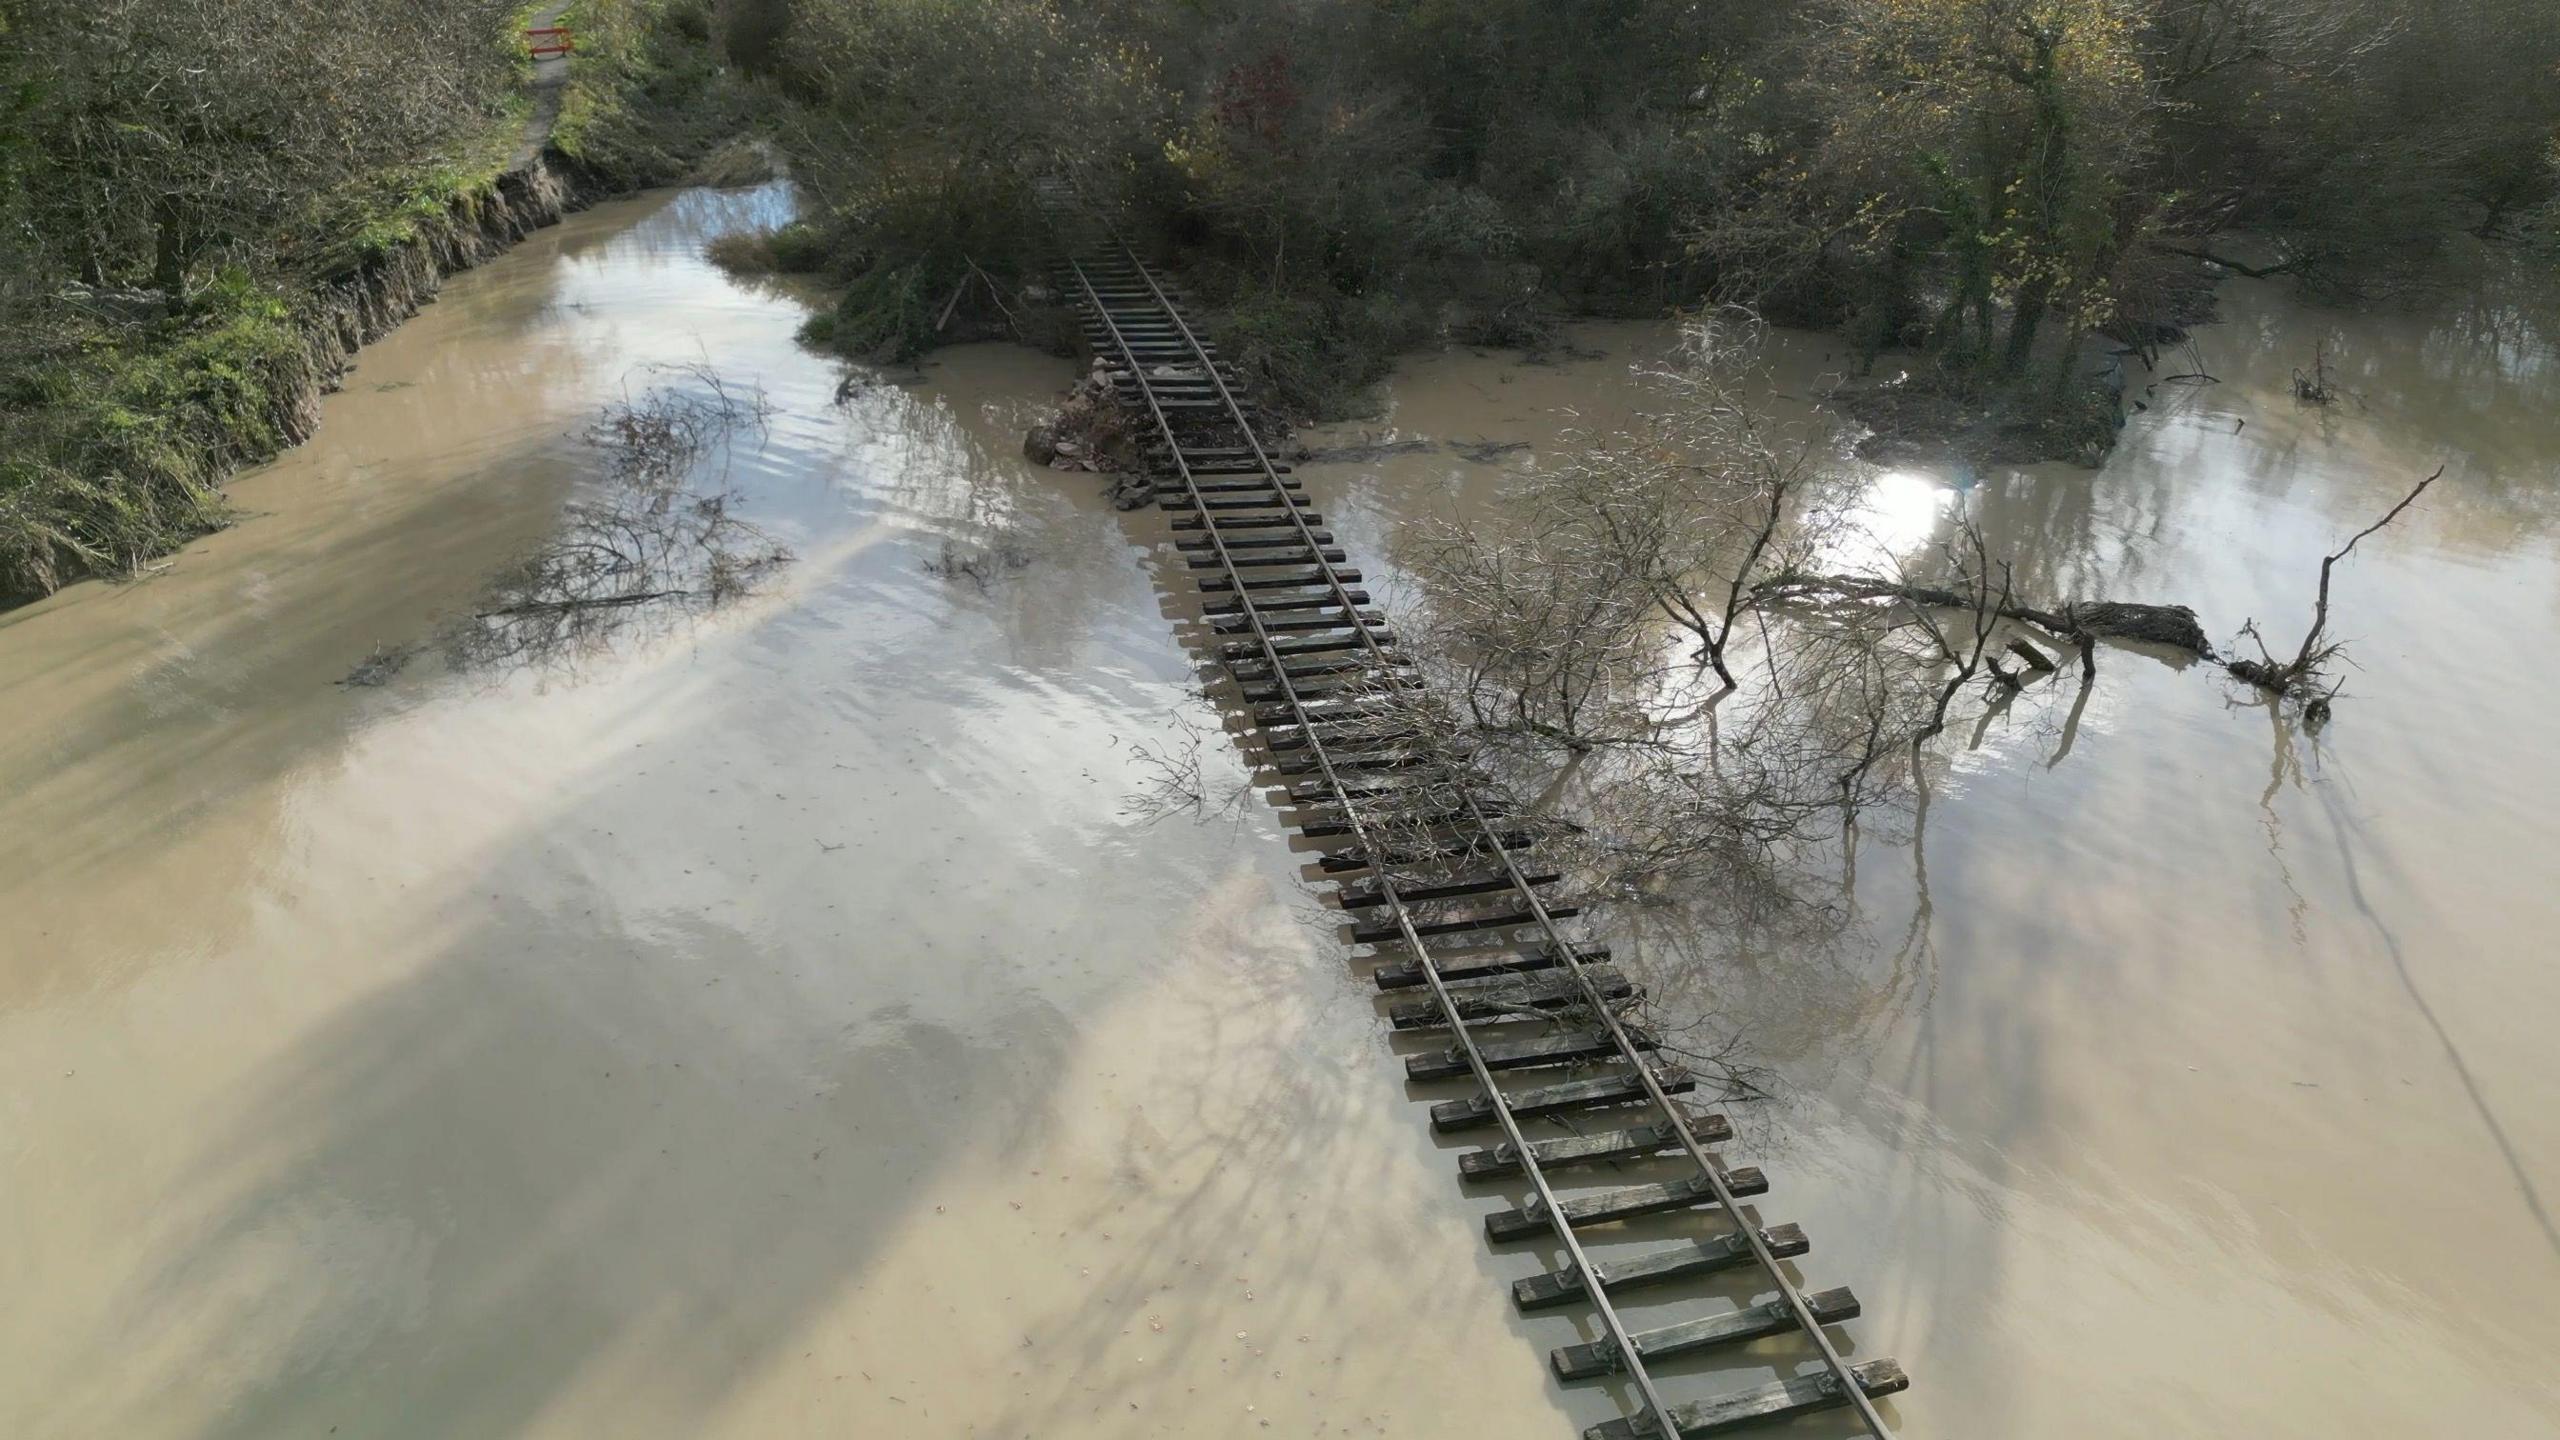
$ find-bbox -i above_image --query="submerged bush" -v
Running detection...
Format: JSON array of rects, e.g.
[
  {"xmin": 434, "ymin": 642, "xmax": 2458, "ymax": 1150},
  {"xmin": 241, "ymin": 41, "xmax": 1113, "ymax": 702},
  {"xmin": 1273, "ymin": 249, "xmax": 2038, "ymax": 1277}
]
[
  {"xmin": 1198, "ymin": 285, "xmax": 1411, "ymax": 422},
  {"xmin": 804, "ymin": 255, "xmax": 969, "ymax": 362},
  {"xmin": 705, "ymin": 221, "xmax": 831, "ymax": 276}
]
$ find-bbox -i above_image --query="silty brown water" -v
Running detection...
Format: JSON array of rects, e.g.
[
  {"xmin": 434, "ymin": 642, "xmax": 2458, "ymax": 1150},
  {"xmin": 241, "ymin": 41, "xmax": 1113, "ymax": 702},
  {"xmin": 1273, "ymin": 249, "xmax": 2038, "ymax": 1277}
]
[{"xmin": 3, "ymin": 177, "xmax": 2556, "ymax": 1437}]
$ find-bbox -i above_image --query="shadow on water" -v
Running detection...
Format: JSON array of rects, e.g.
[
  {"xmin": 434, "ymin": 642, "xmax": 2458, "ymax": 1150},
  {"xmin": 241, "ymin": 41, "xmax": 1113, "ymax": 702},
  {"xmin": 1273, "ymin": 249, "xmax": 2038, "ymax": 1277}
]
[
  {"xmin": 956, "ymin": 879, "xmax": 1405, "ymax": 1438},
  {"xmin": 0, "ymin": 427, "xmax": 580, "ymax": 968},
  {"xmin": 2310, "ymin": 768, "xmax": 2560, "ymax": 1265},
  {"xmin": 57, "ymin": 810, "xmax": 1074, "ymax": 1439},
  {"xmin": 6, "ymin": 172, "xmax": 1218, "ymax": 1437},
  {"xmin": 29, "ymin": 361, "xmax": 1176, "ymax": 1440},
  {"xmin": 0, "ymin": 384, "xmax": 790, "ymax": 972}
]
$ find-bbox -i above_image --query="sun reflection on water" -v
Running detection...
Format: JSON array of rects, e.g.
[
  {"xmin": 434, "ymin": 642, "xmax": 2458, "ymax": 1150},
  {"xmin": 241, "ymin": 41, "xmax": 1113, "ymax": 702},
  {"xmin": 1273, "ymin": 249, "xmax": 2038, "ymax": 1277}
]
[{"xmin": 1827, "ymin": 467, "xmax": 1961, "ymax": 571}]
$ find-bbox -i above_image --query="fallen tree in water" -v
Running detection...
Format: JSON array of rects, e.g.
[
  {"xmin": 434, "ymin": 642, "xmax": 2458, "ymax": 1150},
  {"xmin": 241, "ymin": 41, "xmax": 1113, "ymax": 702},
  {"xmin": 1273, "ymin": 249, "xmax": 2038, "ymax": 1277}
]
[
  {"xmin": 1377, "ymin": 318, "xmax": 2448, "ymax": 921},
  {"xmin": 2225, "ymin": 466, "xmax": 2442, "ymax": 712},
  {"xmin": 1755, "ymin": 464, "xmax": 2440, "ymax": 715},
  {"xmin": 436, "ymin": 369, "xmax": 790, "ymax": 674},
  {"xmin": 1751, "ymin": 571, "xmax": 2212, "ymax": 676}
]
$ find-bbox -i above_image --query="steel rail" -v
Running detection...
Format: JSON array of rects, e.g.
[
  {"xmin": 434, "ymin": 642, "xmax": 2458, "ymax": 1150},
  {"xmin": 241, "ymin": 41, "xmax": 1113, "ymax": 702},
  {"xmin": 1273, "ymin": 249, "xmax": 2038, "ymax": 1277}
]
[
  {"xmin": 1173, "ymin": 257, "xmax": 1898, "ymax": 1431},
  {"xmin": 1072, "ymin": 233, "xmax": 1897, "ymax": 1440},
  {"xmin": 1102, "ymin": 252, "xmax": 1894, "ymax": 1439},
  {"xmin": 1071, "ymin": 255, "xmax": 1695, "ymax": 1440},
  {"xmin": 1443, "ymin": 781, "xmax": 1895, "ymax": 1437}
]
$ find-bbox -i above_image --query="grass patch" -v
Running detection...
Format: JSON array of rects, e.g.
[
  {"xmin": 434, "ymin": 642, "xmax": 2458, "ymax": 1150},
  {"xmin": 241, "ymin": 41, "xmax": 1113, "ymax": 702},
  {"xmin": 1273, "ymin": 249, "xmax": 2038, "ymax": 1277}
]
[
  {"xmin": 1, "ymin": 273, "xmax": 312, "ymax": 598},
  {"xmin": 706, "ymin": 221, "xmax": 830, "ymax": 276},
  {"xmin": 550, "ymin": 0, "xmax": 765, "ymax": 189}
]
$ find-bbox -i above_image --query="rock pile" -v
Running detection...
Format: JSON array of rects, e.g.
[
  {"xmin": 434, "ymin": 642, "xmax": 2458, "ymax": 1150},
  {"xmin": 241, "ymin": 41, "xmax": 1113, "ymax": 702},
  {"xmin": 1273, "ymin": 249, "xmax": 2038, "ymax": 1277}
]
[{"xmin": 1025, "ymin": 361, "xmax": 1153, "ymax": 509}]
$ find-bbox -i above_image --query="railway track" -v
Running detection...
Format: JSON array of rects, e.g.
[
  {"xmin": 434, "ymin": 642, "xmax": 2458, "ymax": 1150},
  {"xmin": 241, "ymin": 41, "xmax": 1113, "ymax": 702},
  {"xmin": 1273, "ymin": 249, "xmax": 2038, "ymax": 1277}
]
[{"xmin": 1052, "ymin": 224, "xmax": 1909, "ymax": 1440}]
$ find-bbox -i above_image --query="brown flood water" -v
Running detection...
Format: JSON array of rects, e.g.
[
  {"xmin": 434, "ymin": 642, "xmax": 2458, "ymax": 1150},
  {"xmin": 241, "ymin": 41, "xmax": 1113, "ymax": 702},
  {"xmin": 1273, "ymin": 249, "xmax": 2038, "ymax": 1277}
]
[{"xmin": 3, "ymin": 181, "xmax": 2556, "ymax": 1438}]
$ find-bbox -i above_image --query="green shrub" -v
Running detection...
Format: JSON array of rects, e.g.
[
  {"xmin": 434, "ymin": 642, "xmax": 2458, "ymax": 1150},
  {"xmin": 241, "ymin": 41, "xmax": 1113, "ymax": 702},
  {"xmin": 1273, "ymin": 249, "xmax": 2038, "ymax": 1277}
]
[
  {"xmin": 766, "ymin": 221, "xmax": 830, "ymax": 273},
  {"xmin": 0, "ymin": 273, "xmax": 308, "ymax": 598},
  {"xmin": 711, "ymin": 221, "xmax": 832, "ymax": 275},
  {"xmin": 706, "ymin": 231, "xmax": 775, "ymax": 274},
  {"xmin": 1203, "ymin": 284, "xmax": 1423, "ymax": 422},
  {"xmin": 809, "ymin": 256, "xmax": 966, "ymax": 362},
  {"xmin": 552, "ymin": 0, "xmax": 766, "ymax": 188}
]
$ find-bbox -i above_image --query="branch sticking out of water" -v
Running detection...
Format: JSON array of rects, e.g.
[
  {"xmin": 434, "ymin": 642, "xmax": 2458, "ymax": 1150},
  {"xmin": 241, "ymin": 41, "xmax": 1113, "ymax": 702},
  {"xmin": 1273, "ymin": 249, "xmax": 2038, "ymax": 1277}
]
[
  {"xmin": 1120, "ymin": 707, "xmax": 1256, "ymax": 826},
  {"xmin": 438, "ymin": 371, "xmax": 792, "ymax": 674},
  {"xmin": 2227, "ymin": 465, "xmax": 2441, "ymax": 715}
]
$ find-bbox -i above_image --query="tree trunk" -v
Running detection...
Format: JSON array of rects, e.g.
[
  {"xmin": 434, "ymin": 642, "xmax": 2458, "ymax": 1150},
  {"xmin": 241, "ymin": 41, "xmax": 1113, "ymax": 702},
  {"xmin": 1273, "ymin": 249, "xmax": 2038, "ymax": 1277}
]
[
  {"xmin": 2001, "ymin": 27, "xmax": 2070, "ymax": 375},
  {"xmin": 151, "ymin": 200, "xmax": 188, "ymax": 301},
  {"xmin": 1855, "ymin": 229, "xmax": 1912, "ymax": 376},
  {"xmin": 2002, "ymin": 278, "xmax": 2050, "ymax": 373}
]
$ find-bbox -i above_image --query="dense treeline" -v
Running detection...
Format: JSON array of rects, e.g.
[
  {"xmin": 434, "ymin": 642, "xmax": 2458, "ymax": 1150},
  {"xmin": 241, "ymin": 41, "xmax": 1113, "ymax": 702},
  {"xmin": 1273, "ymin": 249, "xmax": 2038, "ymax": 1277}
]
[
  {"xmin": 734, "ymin": 0, "xmax": 2556, "ymax": 424},
  {"xmin": 2, "ymin": 0, "xmax": 2552, "ymax": 601},
  {"xmin": 0, "ymin": 0, "xmax": 529, "ymax": 596},
  {"xmin": 0, "ymin": 0, "xmax": 749, "ymax": 600}
]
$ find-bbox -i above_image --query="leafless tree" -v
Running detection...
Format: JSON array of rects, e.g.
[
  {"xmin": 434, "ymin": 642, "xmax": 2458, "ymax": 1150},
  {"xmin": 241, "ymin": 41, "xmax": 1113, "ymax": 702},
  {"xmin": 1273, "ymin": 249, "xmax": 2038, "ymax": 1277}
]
[
  {"xmin": 2227, "ymin": 465, "xmax": 2442, "ymax": 711},
  {"xmin": 440, "ymin": 371, "xmax": 791, "ymax": 673},
  {"xmin": 1377, "ymin": 316, "xmax": 1997, "ymax": 906},
  {"xmin": 8, "ymin": 0, "xmax": 523, "ymax": 298},
  {"xmin": 1388, "ymin": 322, "xmax": 2443, "ymax": 924},
  {"xmin": 1398, "ymin": 311, "xmax": 1857, "ymax": 754}
]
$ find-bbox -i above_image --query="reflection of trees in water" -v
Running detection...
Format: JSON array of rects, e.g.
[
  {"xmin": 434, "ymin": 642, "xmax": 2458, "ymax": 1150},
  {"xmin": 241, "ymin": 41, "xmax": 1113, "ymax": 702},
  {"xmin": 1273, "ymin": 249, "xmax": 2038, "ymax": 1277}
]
[
  {"xmin": 2221, "ymin": 271, "xmax": 2560, "ymax": 534},
  {"xmin": 1556, "ymin": 279, "xmax": 2558, "ymax": 1109},
  {"xmin": 441, "ymin": 369, "xmax": 790, "ymax": 675},
  {"xmin": 833, "ymin": 354, "xmax": 1161, "ymax": 668},
  {"xmin": 2412, "ymin": 251, "xmax": 2560, "ymax": 395},
  {"xmin": 1360, "ymin": 324, "xmax": 2336, "ymax": 1101},
  {"xmin": 836, "ymin": 368, "xmax": 1018, "ymax": 530}
]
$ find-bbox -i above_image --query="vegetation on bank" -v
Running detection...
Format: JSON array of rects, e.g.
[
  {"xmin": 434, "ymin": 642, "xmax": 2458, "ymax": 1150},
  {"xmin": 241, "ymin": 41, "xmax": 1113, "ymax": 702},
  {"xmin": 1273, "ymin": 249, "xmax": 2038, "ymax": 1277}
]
[
  {"xmin": 0, "ymin": 0, "xmax": 758, "ymax": 604},
  {"xmin": 549, "ymin": 0, "xmax": 773, "ymax": 189},
  {"xmin": 709, "ymin": 0, "xmax": 2554, "ymax": 435},
  {"xmin": 3, "ymin": 0, "xmax": 2553, "ymax": 603},
  {"xmin": 0, "ymin": 0, "xmax": 512, "ymax": 597}
]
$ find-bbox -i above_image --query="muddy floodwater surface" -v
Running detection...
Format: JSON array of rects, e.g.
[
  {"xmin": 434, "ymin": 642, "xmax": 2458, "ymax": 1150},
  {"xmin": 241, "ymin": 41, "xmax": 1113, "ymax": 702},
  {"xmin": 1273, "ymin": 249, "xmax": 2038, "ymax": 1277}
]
[{"xmin": 3, "ymin": 183, "xmax": 2557, "ymax": 1438}]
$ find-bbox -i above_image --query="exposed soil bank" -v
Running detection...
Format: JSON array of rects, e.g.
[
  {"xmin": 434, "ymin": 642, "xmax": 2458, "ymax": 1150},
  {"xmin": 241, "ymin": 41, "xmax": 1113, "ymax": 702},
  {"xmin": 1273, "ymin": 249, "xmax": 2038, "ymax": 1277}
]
[{"xmin": 298, "ymin": 164, "xmax": 582, "ymax": 432}]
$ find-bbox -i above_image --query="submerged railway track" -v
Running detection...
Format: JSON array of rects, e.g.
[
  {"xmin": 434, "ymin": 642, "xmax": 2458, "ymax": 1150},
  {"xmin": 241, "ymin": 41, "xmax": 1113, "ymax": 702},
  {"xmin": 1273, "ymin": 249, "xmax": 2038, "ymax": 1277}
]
[{"xmin": 1052, "ymin": 215, "xmax": 1910, "ymax": 1440}]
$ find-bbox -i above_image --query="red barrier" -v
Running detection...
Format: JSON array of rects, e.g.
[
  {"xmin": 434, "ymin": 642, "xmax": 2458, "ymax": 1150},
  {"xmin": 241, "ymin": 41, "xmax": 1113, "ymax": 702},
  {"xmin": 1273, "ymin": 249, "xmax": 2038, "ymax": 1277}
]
[{"xmin": 525, "ymin": 26, "xmax": 574, "ymax": 58}]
